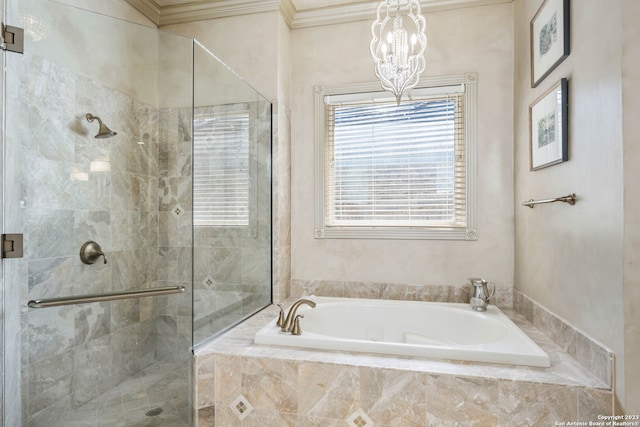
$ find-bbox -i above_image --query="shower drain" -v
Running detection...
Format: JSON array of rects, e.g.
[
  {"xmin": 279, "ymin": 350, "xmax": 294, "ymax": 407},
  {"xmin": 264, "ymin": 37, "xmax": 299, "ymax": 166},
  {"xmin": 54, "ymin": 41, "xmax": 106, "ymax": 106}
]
[{"xmin": 146, "ymin": 408, "xmax": 163, "ymax": 417}]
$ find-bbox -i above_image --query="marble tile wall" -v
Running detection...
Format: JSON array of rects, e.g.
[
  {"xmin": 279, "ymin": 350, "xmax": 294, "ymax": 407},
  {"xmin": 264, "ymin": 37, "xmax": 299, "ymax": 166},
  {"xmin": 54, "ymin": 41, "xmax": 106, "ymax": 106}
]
[
  {"xmin": 4, "ymin": 53, "xmax": 171, "ymax": 425},
  {"xmin": 157, "ymin": 105, "xmax": 193, "ymax": 362},
  {"xmin": 189, "ymin": 101, "xmax": 272, "ymax": 347}
]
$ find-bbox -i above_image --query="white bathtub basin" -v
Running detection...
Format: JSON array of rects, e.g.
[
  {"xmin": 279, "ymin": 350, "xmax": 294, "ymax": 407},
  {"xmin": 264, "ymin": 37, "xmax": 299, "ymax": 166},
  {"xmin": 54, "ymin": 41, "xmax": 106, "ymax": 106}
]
[{"xmin": 254, "ymin": 297, "xmax": 550, "ymax": 368}]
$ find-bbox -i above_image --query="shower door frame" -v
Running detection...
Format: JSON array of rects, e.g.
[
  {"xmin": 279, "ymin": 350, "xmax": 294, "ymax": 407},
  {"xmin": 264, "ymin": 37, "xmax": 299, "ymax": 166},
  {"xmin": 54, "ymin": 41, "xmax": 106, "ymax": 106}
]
[{"xmin": 1, "ymin": 2, "xmax": 196, "ymax": 425}]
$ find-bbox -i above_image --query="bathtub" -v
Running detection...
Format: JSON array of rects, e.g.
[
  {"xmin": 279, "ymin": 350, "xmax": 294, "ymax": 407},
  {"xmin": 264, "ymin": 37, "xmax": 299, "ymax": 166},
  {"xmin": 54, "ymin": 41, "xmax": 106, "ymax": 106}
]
[{"xmin": 254, "ymin": 297, "xmax": 551, "ymax": 368}]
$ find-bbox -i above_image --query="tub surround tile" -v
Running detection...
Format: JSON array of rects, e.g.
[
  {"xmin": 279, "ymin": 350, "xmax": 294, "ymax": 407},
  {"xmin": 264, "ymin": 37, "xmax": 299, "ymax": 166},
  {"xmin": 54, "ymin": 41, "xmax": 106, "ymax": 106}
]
[
  {"xmin": 197, "ymin": 303, "xmax": 598, "ymax": 387},
  {"xmin": 415, "ymin": 284, "xmax": 470, "ymax": 303},
  {"xmin": 498, "ymin": 381, "xmax": 577, "ymax": 426},
  {"xmin": 576, "ymin": 339, "xmax": 613, "ymax": 392},
  {"xmin": 213, "ymin": 407, "xmax": 241, "ymax": 427},
  {"xmin": 290, "ymin": 280, "xmax": 513, "ymax": 308},
  {"xmin": 214, "ymin": 355, "xmax": 243, "ymax": 410},
  {"xmin": 242, "ymin": 408, "xmax": 298, "ymax": 427},
  {"xmin": 299, "ymin": 362, "xmax": 359, "ymax": 419},
  {"xmin": 298, "ymin": 415, "xmax": 351, "ymax": 427},
  {"xmin": 360, "ymin": 368, "xmax": 426, "ymax": 427},
  {"xmin": 242, "ymin": 357, "xmax": 298, "ymax": 414},
  {"xmin": 290, "ymin": 279, "xmax": 346, "ymax": 298},
  {"xmin": 426, "ymin": 375, "xmax": 499, "ymax": 427},
  {"xmin": 578, "ymin": 388, "xmax": 614, "ymax": 419},
  {"xmin": 229, "ymin": 394, "xmax": 254, "ymax": 420},
  {"xmin": 514, "ymin": 290, "xmax": 613, "ymax": 388},
  {"xmin": 346, "ymin": 409, "xmax": 374, "ymax": 427},
  {"xmin": 379, "ymin": 283, "xmax": 418, "ymax": 301},
  {"xmin": 197, "ymin": 405, "xmax": 215, "ymax": 426},
  {"xmin": 493, "ymin": 286, "xmax": 513, "ymax": 308},
  {"xmin": 194, "ymin": 299, "xmax": 613, "ymax": 426}
]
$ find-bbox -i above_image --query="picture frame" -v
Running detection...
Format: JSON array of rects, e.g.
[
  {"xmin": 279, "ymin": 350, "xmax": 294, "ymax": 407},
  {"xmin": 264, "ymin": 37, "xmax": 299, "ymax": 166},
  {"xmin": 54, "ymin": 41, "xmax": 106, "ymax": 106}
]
[
  {"xmin": 529, "ymin": 78, "xmax": 568, "ymax": 170},
  {"xmin": 530, "ymin": 0, "xmax": 570, "ymax": 88}
]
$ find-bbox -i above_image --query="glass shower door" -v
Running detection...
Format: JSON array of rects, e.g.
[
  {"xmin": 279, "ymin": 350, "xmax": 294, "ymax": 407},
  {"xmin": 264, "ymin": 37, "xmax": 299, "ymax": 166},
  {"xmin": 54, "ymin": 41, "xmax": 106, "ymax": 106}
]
[
  {"xmin": 191, "ymin": 42, "xmax": 272, "ymax": 347},
  {"xmin": 2, "ymin": 1, "xmax": 193, "ymax": 425}
]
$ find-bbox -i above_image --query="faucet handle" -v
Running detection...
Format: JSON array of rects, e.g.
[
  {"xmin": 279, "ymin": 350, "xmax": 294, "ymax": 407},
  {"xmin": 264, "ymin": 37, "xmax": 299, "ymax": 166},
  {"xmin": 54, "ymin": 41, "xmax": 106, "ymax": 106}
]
[
  {"xmin": 80, "ymin": 241, "xmax": 108, "ymax": 265},
  {"xmin": 291, "ymin": 314, "xmax": 304, "ymax": 335},
  {"xmin": 276, "ymin": 303, "xmax": 285, "ymax": 327}
]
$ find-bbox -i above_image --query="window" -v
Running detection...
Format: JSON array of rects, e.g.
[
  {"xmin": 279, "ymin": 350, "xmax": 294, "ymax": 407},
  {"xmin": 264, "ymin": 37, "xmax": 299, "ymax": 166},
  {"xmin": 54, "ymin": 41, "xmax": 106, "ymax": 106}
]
[
  {"xmin": 314, "ymin": 73, "xmax": 477, "ymax": 240},
  {"xmin": 193, "ymin": 105, "xmax": 250, "ymax": 227}
]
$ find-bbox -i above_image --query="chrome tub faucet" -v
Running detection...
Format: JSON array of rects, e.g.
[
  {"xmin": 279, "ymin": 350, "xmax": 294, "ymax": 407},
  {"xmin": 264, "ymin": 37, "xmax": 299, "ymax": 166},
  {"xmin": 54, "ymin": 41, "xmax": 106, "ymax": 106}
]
[{"xmin": 277, "ymin": 296, "xmax": 316, "ymax": 333}]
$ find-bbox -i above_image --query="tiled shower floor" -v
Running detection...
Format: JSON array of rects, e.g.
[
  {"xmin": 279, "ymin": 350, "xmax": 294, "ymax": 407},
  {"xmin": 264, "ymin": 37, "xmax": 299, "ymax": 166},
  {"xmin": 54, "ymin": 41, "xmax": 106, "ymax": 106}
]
[{"xmin": 61, "ymin": 362, "xmax": 190, "ymax": 427}]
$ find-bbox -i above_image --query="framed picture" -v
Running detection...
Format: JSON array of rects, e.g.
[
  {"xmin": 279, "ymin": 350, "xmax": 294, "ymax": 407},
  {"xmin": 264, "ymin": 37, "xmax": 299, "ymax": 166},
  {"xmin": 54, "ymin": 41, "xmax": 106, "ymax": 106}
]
[
  {"xmin": 529, "ymin": 78, "xmax": 568, "ymax": 170},
  {"xmin": 530, "ymin": 0, "xmax": 570, "ymax": 87}
]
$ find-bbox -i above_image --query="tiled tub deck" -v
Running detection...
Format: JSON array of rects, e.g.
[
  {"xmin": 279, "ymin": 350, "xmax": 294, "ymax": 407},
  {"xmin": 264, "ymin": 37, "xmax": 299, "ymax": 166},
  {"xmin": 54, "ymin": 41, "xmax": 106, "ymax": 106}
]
[{"xmin": 193, "ymin": 298, "xmax": 614, "ymax": 426}]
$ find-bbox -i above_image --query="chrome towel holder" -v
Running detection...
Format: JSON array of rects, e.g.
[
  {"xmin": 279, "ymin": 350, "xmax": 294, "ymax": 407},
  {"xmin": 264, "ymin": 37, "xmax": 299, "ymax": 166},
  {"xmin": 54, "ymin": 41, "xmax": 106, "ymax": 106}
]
[{"xmin": 521, "ymin": 193, "xmax": 576, "ymax": 208}]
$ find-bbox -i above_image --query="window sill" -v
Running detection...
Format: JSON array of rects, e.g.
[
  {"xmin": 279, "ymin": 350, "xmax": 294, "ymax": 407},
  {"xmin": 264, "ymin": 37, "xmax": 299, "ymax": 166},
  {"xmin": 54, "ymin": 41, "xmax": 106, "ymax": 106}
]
[{"xmin": 314, "ymin": 226, "xmax": 477, "ymax": 240}]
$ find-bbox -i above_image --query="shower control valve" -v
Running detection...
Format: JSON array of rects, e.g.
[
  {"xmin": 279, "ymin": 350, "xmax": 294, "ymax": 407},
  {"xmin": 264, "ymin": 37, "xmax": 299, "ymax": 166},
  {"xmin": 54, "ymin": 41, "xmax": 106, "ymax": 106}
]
[{"xmin": 80, "ymin": 241, "xmax": 108, "ymax": 265}]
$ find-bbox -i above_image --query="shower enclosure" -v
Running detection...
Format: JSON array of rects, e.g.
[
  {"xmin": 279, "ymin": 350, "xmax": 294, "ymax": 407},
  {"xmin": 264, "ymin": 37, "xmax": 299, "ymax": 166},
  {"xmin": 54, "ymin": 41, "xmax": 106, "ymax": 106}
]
[{"xmin": 1, "ymin": 1, "xmax": 272, "ymax": 426}]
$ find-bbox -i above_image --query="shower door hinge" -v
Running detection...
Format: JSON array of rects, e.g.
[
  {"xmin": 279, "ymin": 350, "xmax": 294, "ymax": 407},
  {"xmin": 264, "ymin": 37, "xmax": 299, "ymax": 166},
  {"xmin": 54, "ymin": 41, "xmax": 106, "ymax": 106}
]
[
  {"xmin": 2, "ymin": 234, "xmax": 24, "ymax": 259},
  {"xmin": 1, "ymin": 24, "xmax": 24, "ymax": 54}
]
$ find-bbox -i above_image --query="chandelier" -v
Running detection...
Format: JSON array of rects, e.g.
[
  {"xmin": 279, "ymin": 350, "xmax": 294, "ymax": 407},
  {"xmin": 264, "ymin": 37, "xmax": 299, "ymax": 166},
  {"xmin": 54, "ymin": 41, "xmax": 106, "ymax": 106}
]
[{"xmin": 370, "ymin": 0, "xmax": 427, "ymax": 104}]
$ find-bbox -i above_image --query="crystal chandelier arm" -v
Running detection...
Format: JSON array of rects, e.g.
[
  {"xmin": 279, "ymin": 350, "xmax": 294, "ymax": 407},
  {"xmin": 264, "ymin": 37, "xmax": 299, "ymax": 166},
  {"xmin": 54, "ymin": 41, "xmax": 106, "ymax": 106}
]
[{"xmin": 370, "ymin": 0, "xmax": 427, "ymax": 103}]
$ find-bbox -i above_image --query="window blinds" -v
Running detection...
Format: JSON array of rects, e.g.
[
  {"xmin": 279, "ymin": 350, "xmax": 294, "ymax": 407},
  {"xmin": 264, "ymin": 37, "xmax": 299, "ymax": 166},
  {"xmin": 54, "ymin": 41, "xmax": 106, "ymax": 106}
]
[
  {"xmin": 193, "ymin": 108, "xmax": 250, "ymax": 227},
  {"xmin": 325, "ymin": 91, "xmax": 466, "ymax": 227}
]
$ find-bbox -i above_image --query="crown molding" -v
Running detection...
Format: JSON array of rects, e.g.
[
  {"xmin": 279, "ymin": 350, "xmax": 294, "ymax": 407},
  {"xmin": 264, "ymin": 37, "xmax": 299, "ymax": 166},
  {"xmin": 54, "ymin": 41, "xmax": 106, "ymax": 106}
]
[
  {"xmin": 126, "ymin": 0, "xmax": 162, "ymax": 25},
  {"xmin": 291, "ymin": 0, "xmax": 512, "ymax": 28},
  {"xmin": 125, "ymin": 0, "xmax": 512, "ymax": 28},
  {"xmin": 159, "ymin": 0, "xmax": 282, "ymax": 26},
  {"xmin": 125, "ymin": 0, "xmax": 285, "ymax": 26},
  {"xmin": 279, "ymin": 0, "xmax": 296, "ymax": 26}
]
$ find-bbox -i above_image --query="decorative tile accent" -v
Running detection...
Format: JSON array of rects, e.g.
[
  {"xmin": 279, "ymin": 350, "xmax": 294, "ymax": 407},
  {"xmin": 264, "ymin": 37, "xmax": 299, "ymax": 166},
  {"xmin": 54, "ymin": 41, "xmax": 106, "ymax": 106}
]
[
  {"xmin": 229, "ymin": 394, "xmax": 254, "ymax": 420},
  {"xmin": 347, "ymin": 409, "xmax": 374, "ymax": 427},
  {"xmin": 172, "ymin": 203, "xmax": 185, "ymax": 217},
  {"xmin": 202, "ymin": 275, "xmax": 215, "ymax": 289}
]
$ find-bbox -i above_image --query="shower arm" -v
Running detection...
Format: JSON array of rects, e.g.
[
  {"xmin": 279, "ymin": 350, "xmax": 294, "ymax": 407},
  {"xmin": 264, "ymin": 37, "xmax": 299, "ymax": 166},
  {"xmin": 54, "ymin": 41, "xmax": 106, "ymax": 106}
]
[{"xmin": 85, "ymin": 113, "xmax": 103, "ymax": 125}]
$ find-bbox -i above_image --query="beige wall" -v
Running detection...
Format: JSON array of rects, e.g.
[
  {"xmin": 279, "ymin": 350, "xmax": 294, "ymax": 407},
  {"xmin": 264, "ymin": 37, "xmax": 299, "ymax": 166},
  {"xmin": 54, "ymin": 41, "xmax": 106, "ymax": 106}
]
[
  {"xmin": 513, "ymin": 0, "xmax": 627, "ymax": 410},
  {"xmin": 622, "ymin": 0, "xmax": 640, "ymax": 414},
  {"xmin": 163, "ymin": 12, "xmax": 280, "ymax": 102},
  {"xmin": 290, "ymin": 3, "xmax": 515, "ymax": 287}
]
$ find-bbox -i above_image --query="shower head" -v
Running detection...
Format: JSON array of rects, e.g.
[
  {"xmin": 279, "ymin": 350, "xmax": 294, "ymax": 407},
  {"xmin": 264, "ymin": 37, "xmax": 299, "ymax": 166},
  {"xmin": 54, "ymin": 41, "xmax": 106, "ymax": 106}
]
[{"xmin": 85, "ymin": 113, "xmax": 117, "ymax": 139}]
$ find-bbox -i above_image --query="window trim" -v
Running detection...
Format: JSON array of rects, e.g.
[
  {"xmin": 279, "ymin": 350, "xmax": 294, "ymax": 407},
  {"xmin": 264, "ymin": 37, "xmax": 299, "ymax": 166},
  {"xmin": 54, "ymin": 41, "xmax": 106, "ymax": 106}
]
[{"xmin": 314, "ymin": 73, "xmax": 478, "ymax": 240}]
